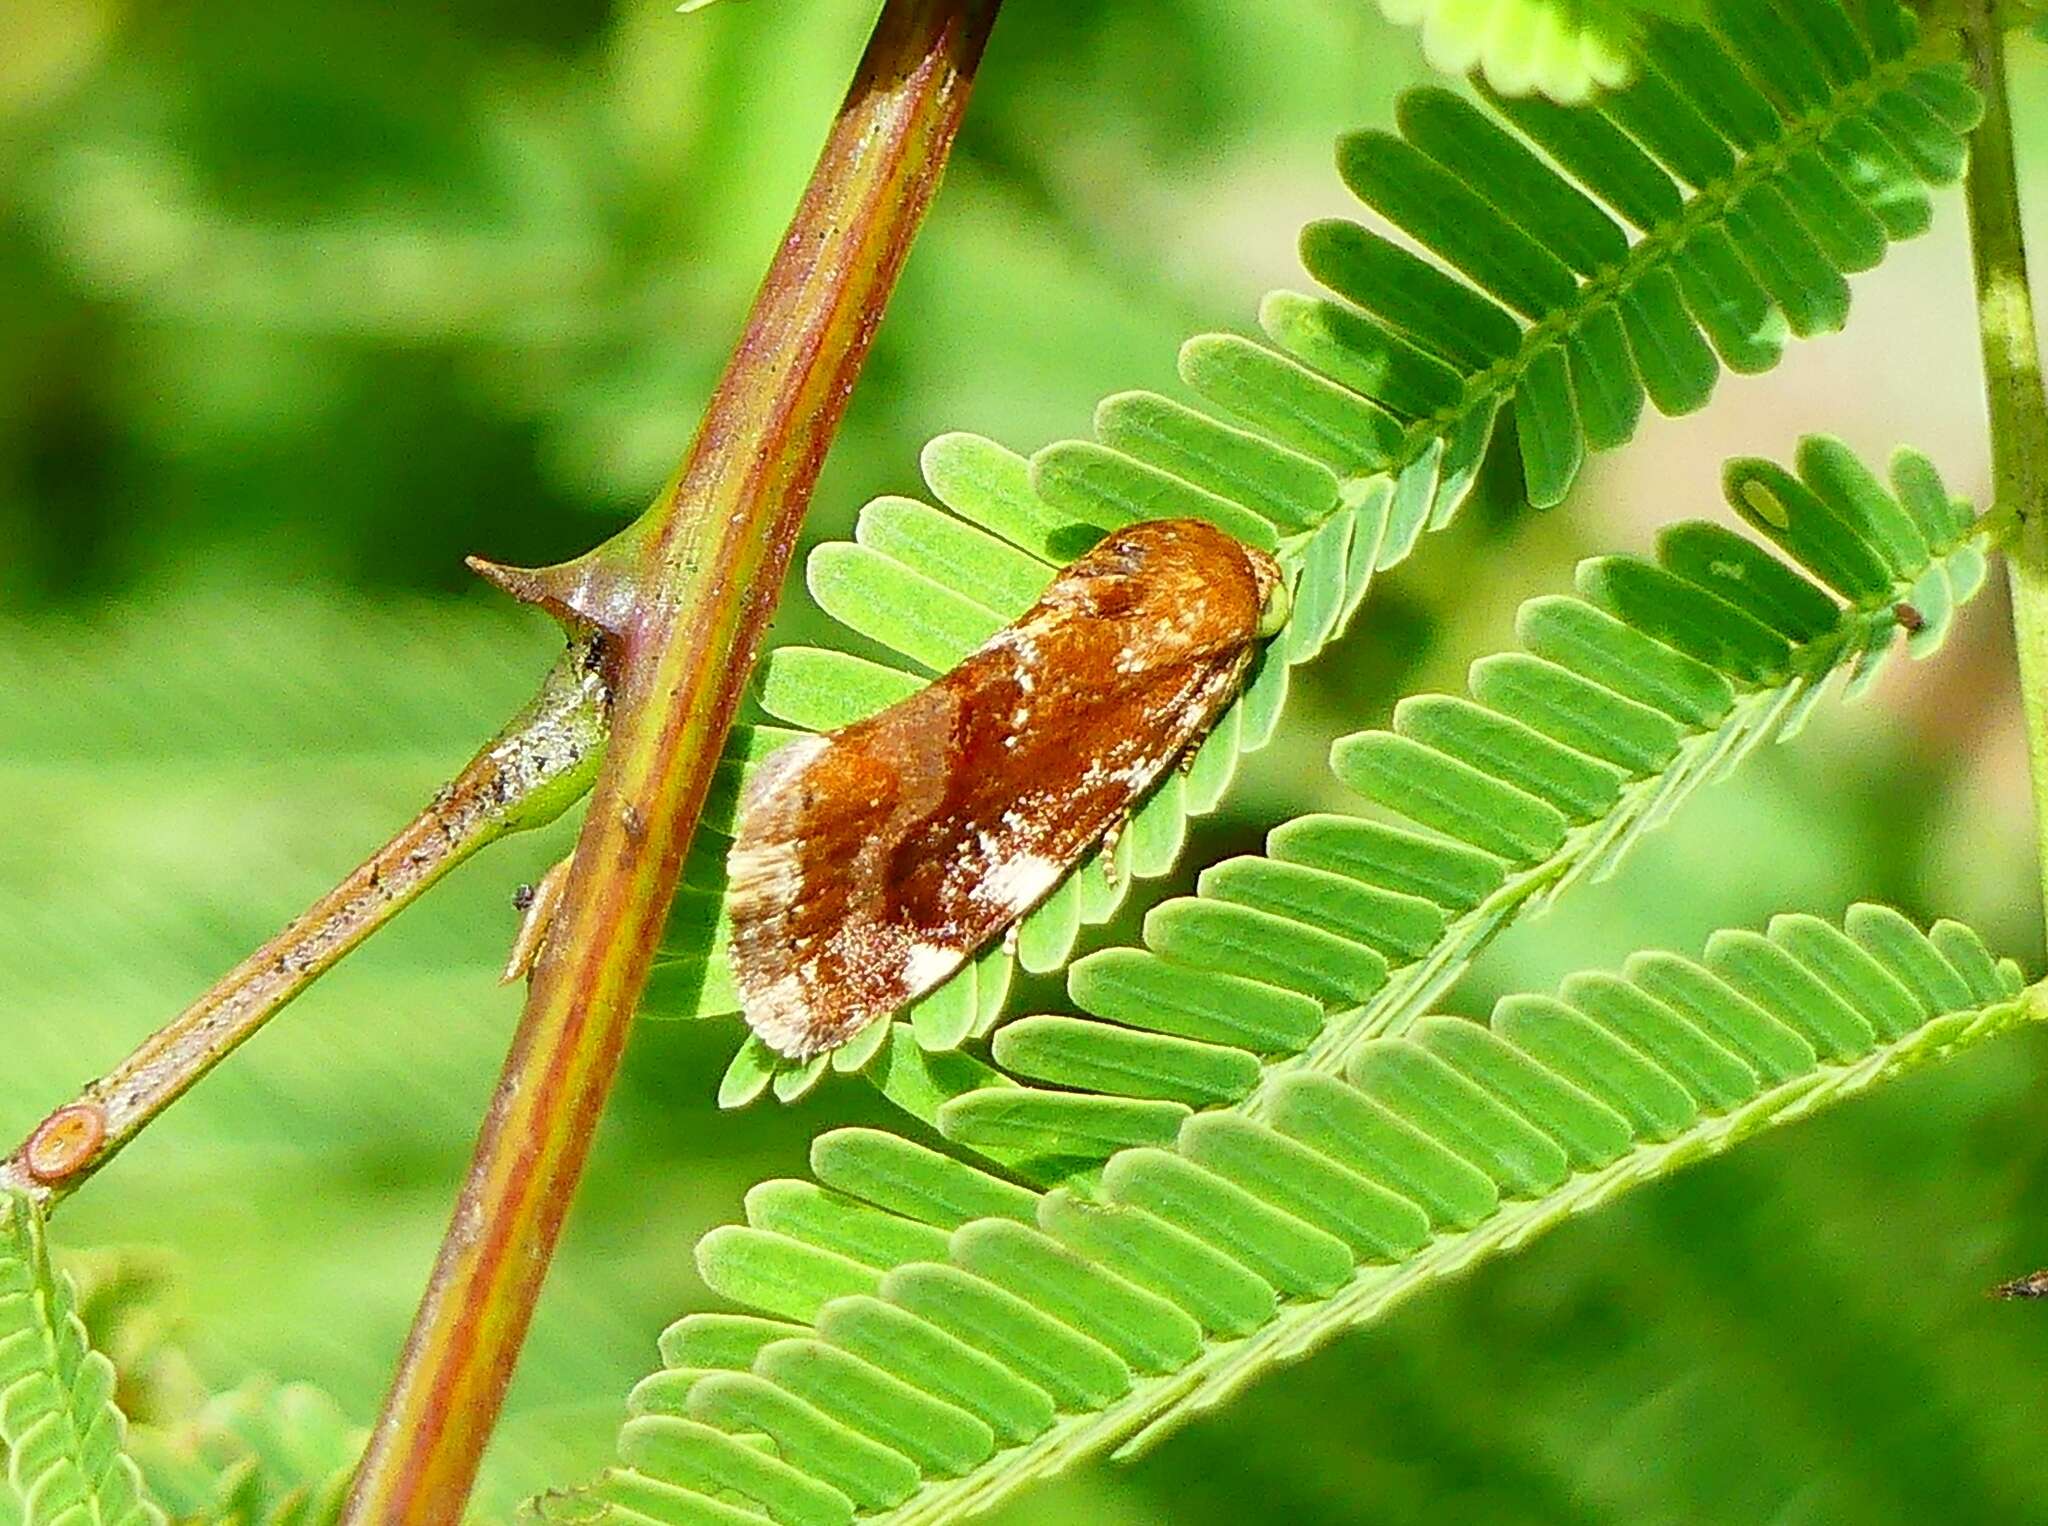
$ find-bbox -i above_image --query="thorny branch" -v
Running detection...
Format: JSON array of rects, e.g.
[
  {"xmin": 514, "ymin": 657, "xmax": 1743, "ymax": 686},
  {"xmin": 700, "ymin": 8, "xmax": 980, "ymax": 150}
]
[{"xmin": 342, "ymin": 3, "xmax": 1004, "ymax": 1519}]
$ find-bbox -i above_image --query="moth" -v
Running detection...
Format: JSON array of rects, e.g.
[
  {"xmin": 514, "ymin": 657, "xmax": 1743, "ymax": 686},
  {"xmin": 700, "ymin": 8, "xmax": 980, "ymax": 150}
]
[{"xmin": 728, "ymin": 517, "xmax": 1288, "ymax": 1059}]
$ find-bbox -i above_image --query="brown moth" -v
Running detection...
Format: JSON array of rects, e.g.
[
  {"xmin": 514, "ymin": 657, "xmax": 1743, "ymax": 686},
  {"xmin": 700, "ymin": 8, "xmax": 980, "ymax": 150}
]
[{"xmin": 728, "ymin": 517, "xmax": 1288, "ymax": 1059}]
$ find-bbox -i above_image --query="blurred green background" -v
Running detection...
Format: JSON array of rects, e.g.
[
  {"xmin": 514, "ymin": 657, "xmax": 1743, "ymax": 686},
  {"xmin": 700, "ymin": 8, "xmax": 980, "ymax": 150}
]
[{"xmin": 5, "ymin": 1, "xmax": 2048, "ymax": 1519}]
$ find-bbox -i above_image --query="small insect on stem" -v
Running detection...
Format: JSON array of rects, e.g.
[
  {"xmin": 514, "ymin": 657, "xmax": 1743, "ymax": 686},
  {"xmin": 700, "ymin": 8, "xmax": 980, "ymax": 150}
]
[
  {"xmin": 1994, "ymin": 1267, "xmax": 2048, "ymax": 1300},
  {"xmin": 501, "ymin": 856, "xmax": 574, "ymax": 984},
  {"xmin": 727, "ymin": 518, "xmax": 1288, "ymax": 1059},
  {"xmin": 1893, "ymin": 601, "xmax": 1927, "ymax": 635}
]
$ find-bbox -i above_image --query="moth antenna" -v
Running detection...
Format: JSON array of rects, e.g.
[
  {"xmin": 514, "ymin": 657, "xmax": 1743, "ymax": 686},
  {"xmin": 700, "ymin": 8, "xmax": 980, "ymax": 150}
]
[{"xmin": 502, "ymin": 855, "xmax": 573, "ymax": 984}]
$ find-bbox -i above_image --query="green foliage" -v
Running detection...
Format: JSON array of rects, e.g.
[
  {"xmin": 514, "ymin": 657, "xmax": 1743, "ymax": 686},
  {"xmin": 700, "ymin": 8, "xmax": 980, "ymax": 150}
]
[
  {"xmin": 4, "ymin": 1, "xmax": 2040, "ymax": 1520},
  {"xmin": 1268, "ymin": 0, "xmax": 1978, "ymax": 514},
  {"xmin": 544, "ymin": 908, "xmax": 2039, "ymax": 1523},
  {"xmin": 1368, "ymin": 0, "xmax": 1652, "ymax": 102},
  {"xmin": 126, "ymin": 1380, "xmax": 359, "ymax": 1526},
  {"xmin": 2, "ymin": 1238, "xmax": 358, "ymax": 1526},
  {"xmin": 0, "ymin": 1193, "xmax": 162, "ymax": 1526},
  {"xmin": 644, "ymin": 0, "xmax": 1983, "ymax": 1109},
  {"xmin": 553, "ymin": 424, "xmax": 2023, "ymax": 1520}
]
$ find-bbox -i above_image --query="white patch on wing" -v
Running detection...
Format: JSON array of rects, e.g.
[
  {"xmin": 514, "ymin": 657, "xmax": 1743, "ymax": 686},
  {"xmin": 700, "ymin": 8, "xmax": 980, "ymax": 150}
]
[
  {"xmin": 902, "ymin": 940, "xmax": 965, "ymax": 996},
  {"xmin": 975, "ymin": 852, "xmax": 1065, "ymax": 917},
  {"xmin": 725, "ymin": 836, "xmax": 804, "ymax": 924},
  {"xmin": 728, "ymin": 732, "xmax": 836, "ymax": 926},
  {"xmin": 741, "ymin": 969, "xmax": 818, "ymax": 1058}
]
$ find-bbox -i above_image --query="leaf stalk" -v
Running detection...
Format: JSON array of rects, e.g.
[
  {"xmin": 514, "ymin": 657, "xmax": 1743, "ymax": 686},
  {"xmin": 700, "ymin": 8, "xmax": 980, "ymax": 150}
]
[{"xmin": 1959, "ymin": 0, "xmax": 2048, "ymax": 929}]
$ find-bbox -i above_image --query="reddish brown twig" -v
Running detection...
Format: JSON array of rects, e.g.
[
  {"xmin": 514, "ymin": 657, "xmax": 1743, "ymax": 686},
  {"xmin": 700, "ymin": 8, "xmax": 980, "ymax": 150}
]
[
  {"xmin": 341, "ymin": 4, "xmax": 1002, "ymax": 1519},
  {"xmin": 0, "ymin": 637, "xmax": 608, "ymax": 1211}
]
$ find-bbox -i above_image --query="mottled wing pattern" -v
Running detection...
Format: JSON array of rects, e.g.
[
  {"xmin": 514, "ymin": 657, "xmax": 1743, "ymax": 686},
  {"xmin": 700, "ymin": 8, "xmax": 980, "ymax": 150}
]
[{"xmin": 728, "ymin": 519, "xmax": 1282, "ymax": 1058}]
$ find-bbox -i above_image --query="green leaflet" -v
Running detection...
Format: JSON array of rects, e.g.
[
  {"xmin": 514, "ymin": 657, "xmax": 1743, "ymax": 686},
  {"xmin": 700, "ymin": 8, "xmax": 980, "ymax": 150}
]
[
  {"xmin": 0, "ymin": 1194, "xmax": 163, "ymax": 1526},
  {"xmin": 643, "ymin": 0, "xmax": 1981, "ymax": 1108},
  {"xmin": 1369, "ymin": 0, "xmax": 1644, "ymax": 104},
  {"xmin": 543, "ymin": 910, "xmax": 2041, "ymax": 1524}
]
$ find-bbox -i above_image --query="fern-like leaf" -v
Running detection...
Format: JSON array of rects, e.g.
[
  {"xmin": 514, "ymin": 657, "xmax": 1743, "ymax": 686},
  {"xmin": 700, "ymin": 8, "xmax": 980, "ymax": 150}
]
[
  {"xmin": 644, "ymin": 0, "xmax": 1981, "ymax": 1104},
  {"xmin": 544, "ymin": 908, "xmax": 2038, "ymax": 1523},
  {"xmin": 0, "ymin": 1194, "xmax": 162, "ymax": 1526}
]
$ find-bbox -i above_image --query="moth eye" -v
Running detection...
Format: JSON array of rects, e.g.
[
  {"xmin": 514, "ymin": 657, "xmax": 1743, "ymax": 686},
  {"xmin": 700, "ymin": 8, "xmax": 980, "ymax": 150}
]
[{"xmin": 1093, "ymin": 532, "xmax": 1145, "ymax": 569}]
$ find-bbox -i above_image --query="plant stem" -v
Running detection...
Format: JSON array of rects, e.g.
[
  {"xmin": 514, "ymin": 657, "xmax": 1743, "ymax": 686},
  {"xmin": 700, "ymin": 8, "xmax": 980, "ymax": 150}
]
[
  {"xmin": 0, "ymin": 638, "xmax": 608, "ymax": 1212},
  {"xmin": 1960, "ymin": 0, "xmax": 2048, "ymax": 930},
  {"xmin": 341, "ymin": 4, "xmax": 1001, "ymax": 1519}
]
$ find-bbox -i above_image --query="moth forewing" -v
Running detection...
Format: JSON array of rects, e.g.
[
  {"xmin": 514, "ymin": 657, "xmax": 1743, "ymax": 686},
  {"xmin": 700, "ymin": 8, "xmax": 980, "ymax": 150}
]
[{"xmin": 728, "ymin": 518, "xmax": 1286, "ymax": 1059}]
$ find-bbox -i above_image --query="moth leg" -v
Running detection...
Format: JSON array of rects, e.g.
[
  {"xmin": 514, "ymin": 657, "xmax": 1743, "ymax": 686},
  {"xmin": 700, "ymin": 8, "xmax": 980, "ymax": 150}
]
[
  {"xmin": 1001, "ymin": 922, "xmax": 1021, "ymax": 957},
  {"xmin": 1098, "ymin": 819, "xmax": 1125, "ymax": 887},
  {"xmin": 502, "ymin": 854, "xmax": 573, "ymax": 984}
]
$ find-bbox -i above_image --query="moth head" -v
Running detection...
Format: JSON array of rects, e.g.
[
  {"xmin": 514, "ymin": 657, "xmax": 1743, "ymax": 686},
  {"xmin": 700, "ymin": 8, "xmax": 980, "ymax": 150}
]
[{"xmin": 1082, "ymin": 520, "xmax": 1287, "ymax": 624}]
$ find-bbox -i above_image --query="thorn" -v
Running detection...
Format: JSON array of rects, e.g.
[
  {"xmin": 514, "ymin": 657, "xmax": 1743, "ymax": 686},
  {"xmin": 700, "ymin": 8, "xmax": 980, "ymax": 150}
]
[
  {"xmin": 1993, "ymin": 1267, "xmax": 2048, "ymax": 1300},
  {"xmin": 467, "ymin": 517, "xmax": 655, "ymax": 648},
  {"xmin": 467, "ymin": 555, "xmax": 566, "ymax": 611},
  {"xmin": 502, "ymin": 856, "xmax": 573, "ymax": 985}
]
